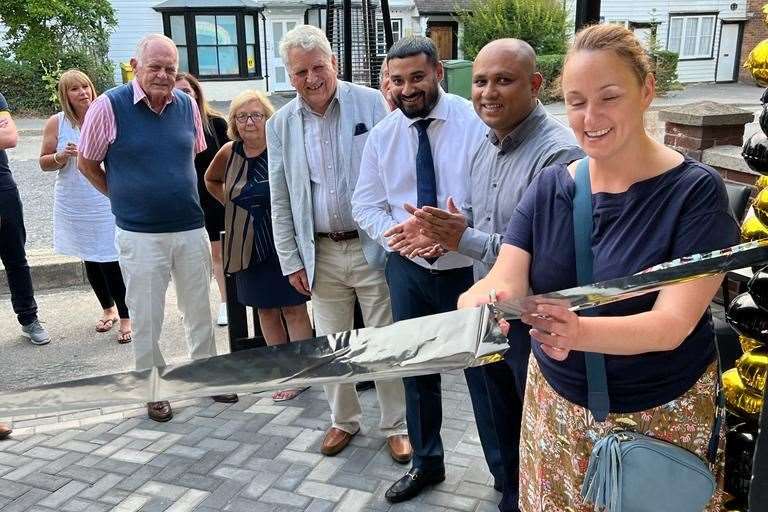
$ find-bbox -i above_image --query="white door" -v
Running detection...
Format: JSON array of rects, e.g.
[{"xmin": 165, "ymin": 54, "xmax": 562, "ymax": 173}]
[
  {"xmin": 716, "ymin": 23, "xmax": 740, "ymax": 82},
  {"xmin": 269, "ymin": 19, "xmax": 300, "ymax": 91}
]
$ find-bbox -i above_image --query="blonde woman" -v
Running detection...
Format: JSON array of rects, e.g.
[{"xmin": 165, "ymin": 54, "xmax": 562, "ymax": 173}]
[
  {"xmin": 459, "ymin": 25, "xmax": 738, "ymax": 511},
  {"xmin": 174, "ymin": 72, "xmax": 230, "ymax": 325},
  {"xmin": 205, "ymin": 90, "xmax": 313, "ymax": 402},
  {"xmin": 39, "ymin": 70, "xmax": 131, "ymax": 343}
]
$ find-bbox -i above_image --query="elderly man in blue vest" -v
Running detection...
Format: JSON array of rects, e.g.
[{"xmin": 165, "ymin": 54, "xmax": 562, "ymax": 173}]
[
  {"xmin": 267, "ymin": 25, "xmax": 410, "ymax": 461},
  {"xmin": 78, "ymin": 34, "xmax": 237, "ymax": 423}
]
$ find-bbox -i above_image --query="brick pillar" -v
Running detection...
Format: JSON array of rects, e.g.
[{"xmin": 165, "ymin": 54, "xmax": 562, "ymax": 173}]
[
  {"xmin": 740, "ymin": 0, "xmax": 768, "ymax": 83},
  {"xmin": 658, "ymin": 101, "xmax": 754, "ymax": 161}
]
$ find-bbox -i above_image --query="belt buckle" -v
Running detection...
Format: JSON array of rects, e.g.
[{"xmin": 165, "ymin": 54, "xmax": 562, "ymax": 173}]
[{"xmin": 328, "ymin": 231, "xmax": 343, "ymax": 242}]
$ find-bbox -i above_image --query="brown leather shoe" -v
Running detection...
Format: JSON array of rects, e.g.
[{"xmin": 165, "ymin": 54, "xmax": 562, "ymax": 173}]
[
  {"xmin": 0, "ymin": 423, "xmax": 11, "ymax": 440},
  {"xmin": 147, "ymin": 401, "xmax": 173, "ymax": 422},
  {"xmin": 320, "ymin": 427, "xmax": 357, "ymax": 456},
  {"xmin": 387, "ymin": 434, "xmax": 412, "ymax": 463}
]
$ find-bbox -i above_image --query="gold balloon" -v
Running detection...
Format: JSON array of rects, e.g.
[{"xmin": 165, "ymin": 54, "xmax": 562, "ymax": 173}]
[
  {"xmin": 740, "ymin": 335, "xmax": 764, "ymax": 353},
  {"xmin": 756, "ymin": 175, "xmax": 768, "ymax": 193},
  {"xmin": 723, "ymin": 368, "xmax": 764, "ymax": 418},
  {"xmin": 744, "ymin": 39, "xmax": 768, "ymax": 86},
  {"xmin": 737, "ymin": 347, "xmax": 768, "ymax": 391},
  {"xmin": 755, "ymin": 188, "xmax": 768, "ymax": 226},
  {"xmin": 741, "ymin": 215, "xmax": 768, "ymax": 242}
]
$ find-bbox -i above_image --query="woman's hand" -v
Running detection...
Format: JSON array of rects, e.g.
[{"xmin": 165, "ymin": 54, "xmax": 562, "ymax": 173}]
[
  {"xmin": 521, "ymin": 303, "xmax": 582, "ymax": 361},
  {"xmin": 60, "ymin": 142, "xmax": 78, "ymax": 160},
  {"xmin": 458, "ymin": 287, "xmax": 510, "ymax": 310}
]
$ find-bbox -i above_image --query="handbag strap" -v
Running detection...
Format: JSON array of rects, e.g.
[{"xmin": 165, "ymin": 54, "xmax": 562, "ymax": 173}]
[
  {"xmin": 573, "ymin": 158, "xmax": 610, "ymax": 423},
  {"xmin": 706, "ymin": 346, "xmax": 725, "ymax": 464},
  {"xmin": 574, "ymin": 158, "xmax": 723, "ymax": 463}
]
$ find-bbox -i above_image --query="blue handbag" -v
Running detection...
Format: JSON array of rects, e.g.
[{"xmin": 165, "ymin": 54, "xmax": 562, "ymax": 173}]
[{"xmin": 572, "ymin": 158, "xmax": 721, "ymax": 512}]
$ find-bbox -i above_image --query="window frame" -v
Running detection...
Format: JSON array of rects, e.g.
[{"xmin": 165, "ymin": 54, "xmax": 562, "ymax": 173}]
[
  {"xmin": 376, "ymin": 18, "xmax": 403, "ymax": 56},
  {"xmin": 666, "ymin": 13, "xmax": 718, "ymax": 61},
  {"xmin": 159, "ymin": 7, "xmax": 263, "ymax": 81}
]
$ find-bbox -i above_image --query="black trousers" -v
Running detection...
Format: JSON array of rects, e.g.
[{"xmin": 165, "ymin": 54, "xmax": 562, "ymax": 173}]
[
  {"xmin": 84, "ymin": 261, "xmax": 129, "ymax": 319},
  {"xmin": 0, "ymin": 186, "xmax": 38, "ymax": 326},
  {"xmin": 483, "ymin": 321, "xmax": 531, "ymax": 512},
  {"xmin": 385, "ymin": 253, "xmax": 502, "ymax": 476}
]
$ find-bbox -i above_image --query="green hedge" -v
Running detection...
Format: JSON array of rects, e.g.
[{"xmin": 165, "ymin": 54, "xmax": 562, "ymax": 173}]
[
  {"xmin": 458, "ymin": 0, "xmax": 568, "ymax": 60},
  {"xmin": 0, "ymin": 51, "xmax": 115, "ymax": 115},
  {"xmin": 537, "ymin": 54, "xmax": 564, "ymax": 104},
  {"xmin": 651, "ymin": 49, "xmax": 681, "ymax": 96},
  {"xmin": 534, "ymin": 49, "xmax": 680, "ymax": 104}
]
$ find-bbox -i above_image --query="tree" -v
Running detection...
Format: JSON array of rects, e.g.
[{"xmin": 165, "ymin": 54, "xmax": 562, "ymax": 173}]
[
  {"xmin": 0, "ymin": 0, "xmax": 116, "ymax": 65},
  {"xmin": 458, "ymin": 0, "xmax": 569, "ymax": 60},
  {"xmin": 0, "ymin": 0, "xmax": 117, "ymax": 109}
]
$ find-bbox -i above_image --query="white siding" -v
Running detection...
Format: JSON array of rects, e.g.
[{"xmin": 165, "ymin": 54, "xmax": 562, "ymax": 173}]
[
  {"xmin": 600, "ymin": 0, "xmax": 747, "ymax": 83},
  {"xmin": 108, "ymin": 1, "xmax": 164, "ymax": 83}
]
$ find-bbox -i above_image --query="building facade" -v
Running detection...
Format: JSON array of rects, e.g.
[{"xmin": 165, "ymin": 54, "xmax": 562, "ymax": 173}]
[
  {"xmin": 598, "ymin": 0, "xmax": 748, "ymax": 83},
  {"xmin": 105, "ymin": 0, "xmax": 458, "ymax": 100}
]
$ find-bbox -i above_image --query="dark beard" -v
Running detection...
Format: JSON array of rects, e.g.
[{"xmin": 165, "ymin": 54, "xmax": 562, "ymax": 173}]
[{"xmin": 395, "ymin": 86, "xmax": 439, "ymax": 119}]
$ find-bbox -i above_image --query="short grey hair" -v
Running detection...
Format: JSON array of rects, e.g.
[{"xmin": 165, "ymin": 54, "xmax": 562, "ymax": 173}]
[
  {"xmin": 279, "ymin": 25, "xmax": 333, "ymax": 70},
  {"xmin": 136, "ymin": 34, "xmax": 178, "ymax": 64}
]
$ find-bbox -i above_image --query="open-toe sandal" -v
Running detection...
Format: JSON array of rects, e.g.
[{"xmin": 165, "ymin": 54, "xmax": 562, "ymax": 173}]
[
  {"xmin": 117, "ymin": 329, "xmax": 133, "ymax": 344},
  {"xmin": 96, "ymin": 317, "xmax": 118, "ymax": 333}
]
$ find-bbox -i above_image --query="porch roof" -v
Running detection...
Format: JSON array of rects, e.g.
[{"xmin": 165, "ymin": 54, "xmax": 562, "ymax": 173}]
[
  {"xmin": 414, "ymin": 0, "xmax": 472, "ymax": 14},
  {"xmin": 154, "ymin": 0, "xmax": 263, "ymax": 8}
]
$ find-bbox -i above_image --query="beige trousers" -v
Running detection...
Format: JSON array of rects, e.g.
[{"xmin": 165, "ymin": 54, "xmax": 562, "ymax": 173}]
[
  {"xmin": 116, "ymin": 227, "xmax": 217, "ymax": 371},
  {"xmin": 312, "ymin": 237, "xmax": 407, "ymax": 437}
]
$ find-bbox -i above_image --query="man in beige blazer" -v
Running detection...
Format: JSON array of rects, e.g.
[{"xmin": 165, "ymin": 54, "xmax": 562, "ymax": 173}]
[{"xmin": 267, "ymin": 25, "xmax": 410, "ymax": 461}]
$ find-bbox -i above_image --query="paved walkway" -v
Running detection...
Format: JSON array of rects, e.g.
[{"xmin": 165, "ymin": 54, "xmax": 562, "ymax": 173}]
[
  {"xmin": 0, "ymin": 376, "xmax": 497, "ymax": 512},
  {"xmin": 0, "ymin": 284, "xmax": 498, "ymax": 512}
]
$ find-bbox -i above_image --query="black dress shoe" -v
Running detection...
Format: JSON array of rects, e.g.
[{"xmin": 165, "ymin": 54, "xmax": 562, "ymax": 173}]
[
  {"xmin": 211, "ymin": 393, "xmax": 239, "ymax": 403},
  {"xmin": 385, "ymin": 468, "xmax": 445, "ymax": 503},
  {"xmin": 355, "ymin": 381, "xmax": 375, "ymax": 392}
]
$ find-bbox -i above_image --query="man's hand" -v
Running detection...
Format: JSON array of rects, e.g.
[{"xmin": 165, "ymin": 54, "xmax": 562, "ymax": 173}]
[
  {"xmin": 288, "ymin": 269, "xmax": 311, "ymax": 296},
  {"xmin": 406, "ymin": 197, "xmax": 467, "ymax": 252},
  {"xmin": 384, "ymin": 215, "xmax": 438, "ymax": 258}
]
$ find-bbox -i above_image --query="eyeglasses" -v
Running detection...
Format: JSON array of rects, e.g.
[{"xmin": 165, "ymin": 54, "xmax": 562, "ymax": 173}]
[{"xmin": 235, "ymin": 112, "xmax": 266, "ymax": 124}]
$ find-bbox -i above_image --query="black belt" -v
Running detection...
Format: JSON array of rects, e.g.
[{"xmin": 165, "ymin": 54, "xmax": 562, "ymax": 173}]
[{"xmin": 316, "ymin": 230, "xmax": 359, "ymax": 242}]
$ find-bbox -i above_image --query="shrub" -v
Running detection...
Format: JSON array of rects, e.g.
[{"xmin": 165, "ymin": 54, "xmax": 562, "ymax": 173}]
[
  {"xmin": 536, "ymin": 54, "xmax": 564, "ymax": 104},
  {"xmin": 651, "ymin": 49, "xmax": 681, "ymax": 96},
  {"xmin": 0, "ymin": 59, "xmax": 50, "ymax": 113},
  {"xmin": 458, "ymin": 0, "xmax": 568, "ymax": 61},
  {"xmin": 0, "ymin": 0, "xmax": 116, "ymax": 113},
  {"xmin": 0, "ymin": 52, "xmax": 115, "ymax": 115}
]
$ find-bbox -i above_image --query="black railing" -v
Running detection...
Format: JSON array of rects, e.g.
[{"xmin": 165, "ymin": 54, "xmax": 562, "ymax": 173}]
[{"xmin": 221, "ymin": 232, "xmax": 266, "ymax": 352}]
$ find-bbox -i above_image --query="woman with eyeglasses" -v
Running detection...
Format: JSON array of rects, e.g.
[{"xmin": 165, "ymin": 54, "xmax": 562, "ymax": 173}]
[
  {"xmin": 205, "ymin": 90, "xmax": 313, "ymax": 402},
  {"xmin": 174, "ymin": 72, "xmax": 230, "ymax": 326}
]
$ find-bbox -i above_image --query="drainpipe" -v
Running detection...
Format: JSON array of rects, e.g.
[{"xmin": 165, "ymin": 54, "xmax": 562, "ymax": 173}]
[{"xmin": 260, "ymin": 11, "xmax": 270, "ymax": 92}]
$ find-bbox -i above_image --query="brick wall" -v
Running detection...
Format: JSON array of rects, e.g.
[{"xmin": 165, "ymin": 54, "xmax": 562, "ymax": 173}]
[
  {"xmin": 740, "ymin": 0, "xmax": 768, "ymax": 83},
  {"xmin": 664, "ymin": 122, "xmax": 747, "ymax": 161}
]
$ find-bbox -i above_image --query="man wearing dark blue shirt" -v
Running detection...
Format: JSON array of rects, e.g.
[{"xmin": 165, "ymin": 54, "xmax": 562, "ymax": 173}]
[
  {"xmin": 0, "ymin": 92, "xmax": 51, "ymax": 353},
  {"xmin": 409, "ymin": 40, "xmax": 583, "ymax": 511}
]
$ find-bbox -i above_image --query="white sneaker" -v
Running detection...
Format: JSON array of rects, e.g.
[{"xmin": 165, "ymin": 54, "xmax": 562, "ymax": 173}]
[{"xmin": 217, "ymin": 303, "xmax": 228, "ymax": 326}]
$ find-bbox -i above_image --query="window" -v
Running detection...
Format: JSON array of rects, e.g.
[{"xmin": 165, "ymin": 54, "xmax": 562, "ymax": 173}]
[
  {"xmin": 667, "ymin": 14, "xmax": 716, "ymax": 59},
  {"xmin": 376, "ymin": 18, "xmax": 402, "ymax": 56},
  {"xmin": 159, "ymin": 9, "xmax": 262, "ymax": 80}
]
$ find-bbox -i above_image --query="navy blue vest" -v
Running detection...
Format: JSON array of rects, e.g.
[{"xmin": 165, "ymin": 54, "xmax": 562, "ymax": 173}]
[{"xmin": 104, "ymin": 83, "xmax": 204, "ymax": 233}]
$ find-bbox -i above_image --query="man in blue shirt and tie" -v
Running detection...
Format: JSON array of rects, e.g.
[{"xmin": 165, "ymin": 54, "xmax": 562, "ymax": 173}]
[
  {"xmin": 352, "ymin": 36, "xmax": 492, "ymax": 503},
  {"xmin": 408, "ymin": 39, "xmax": 584, "ymax": 511}
]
